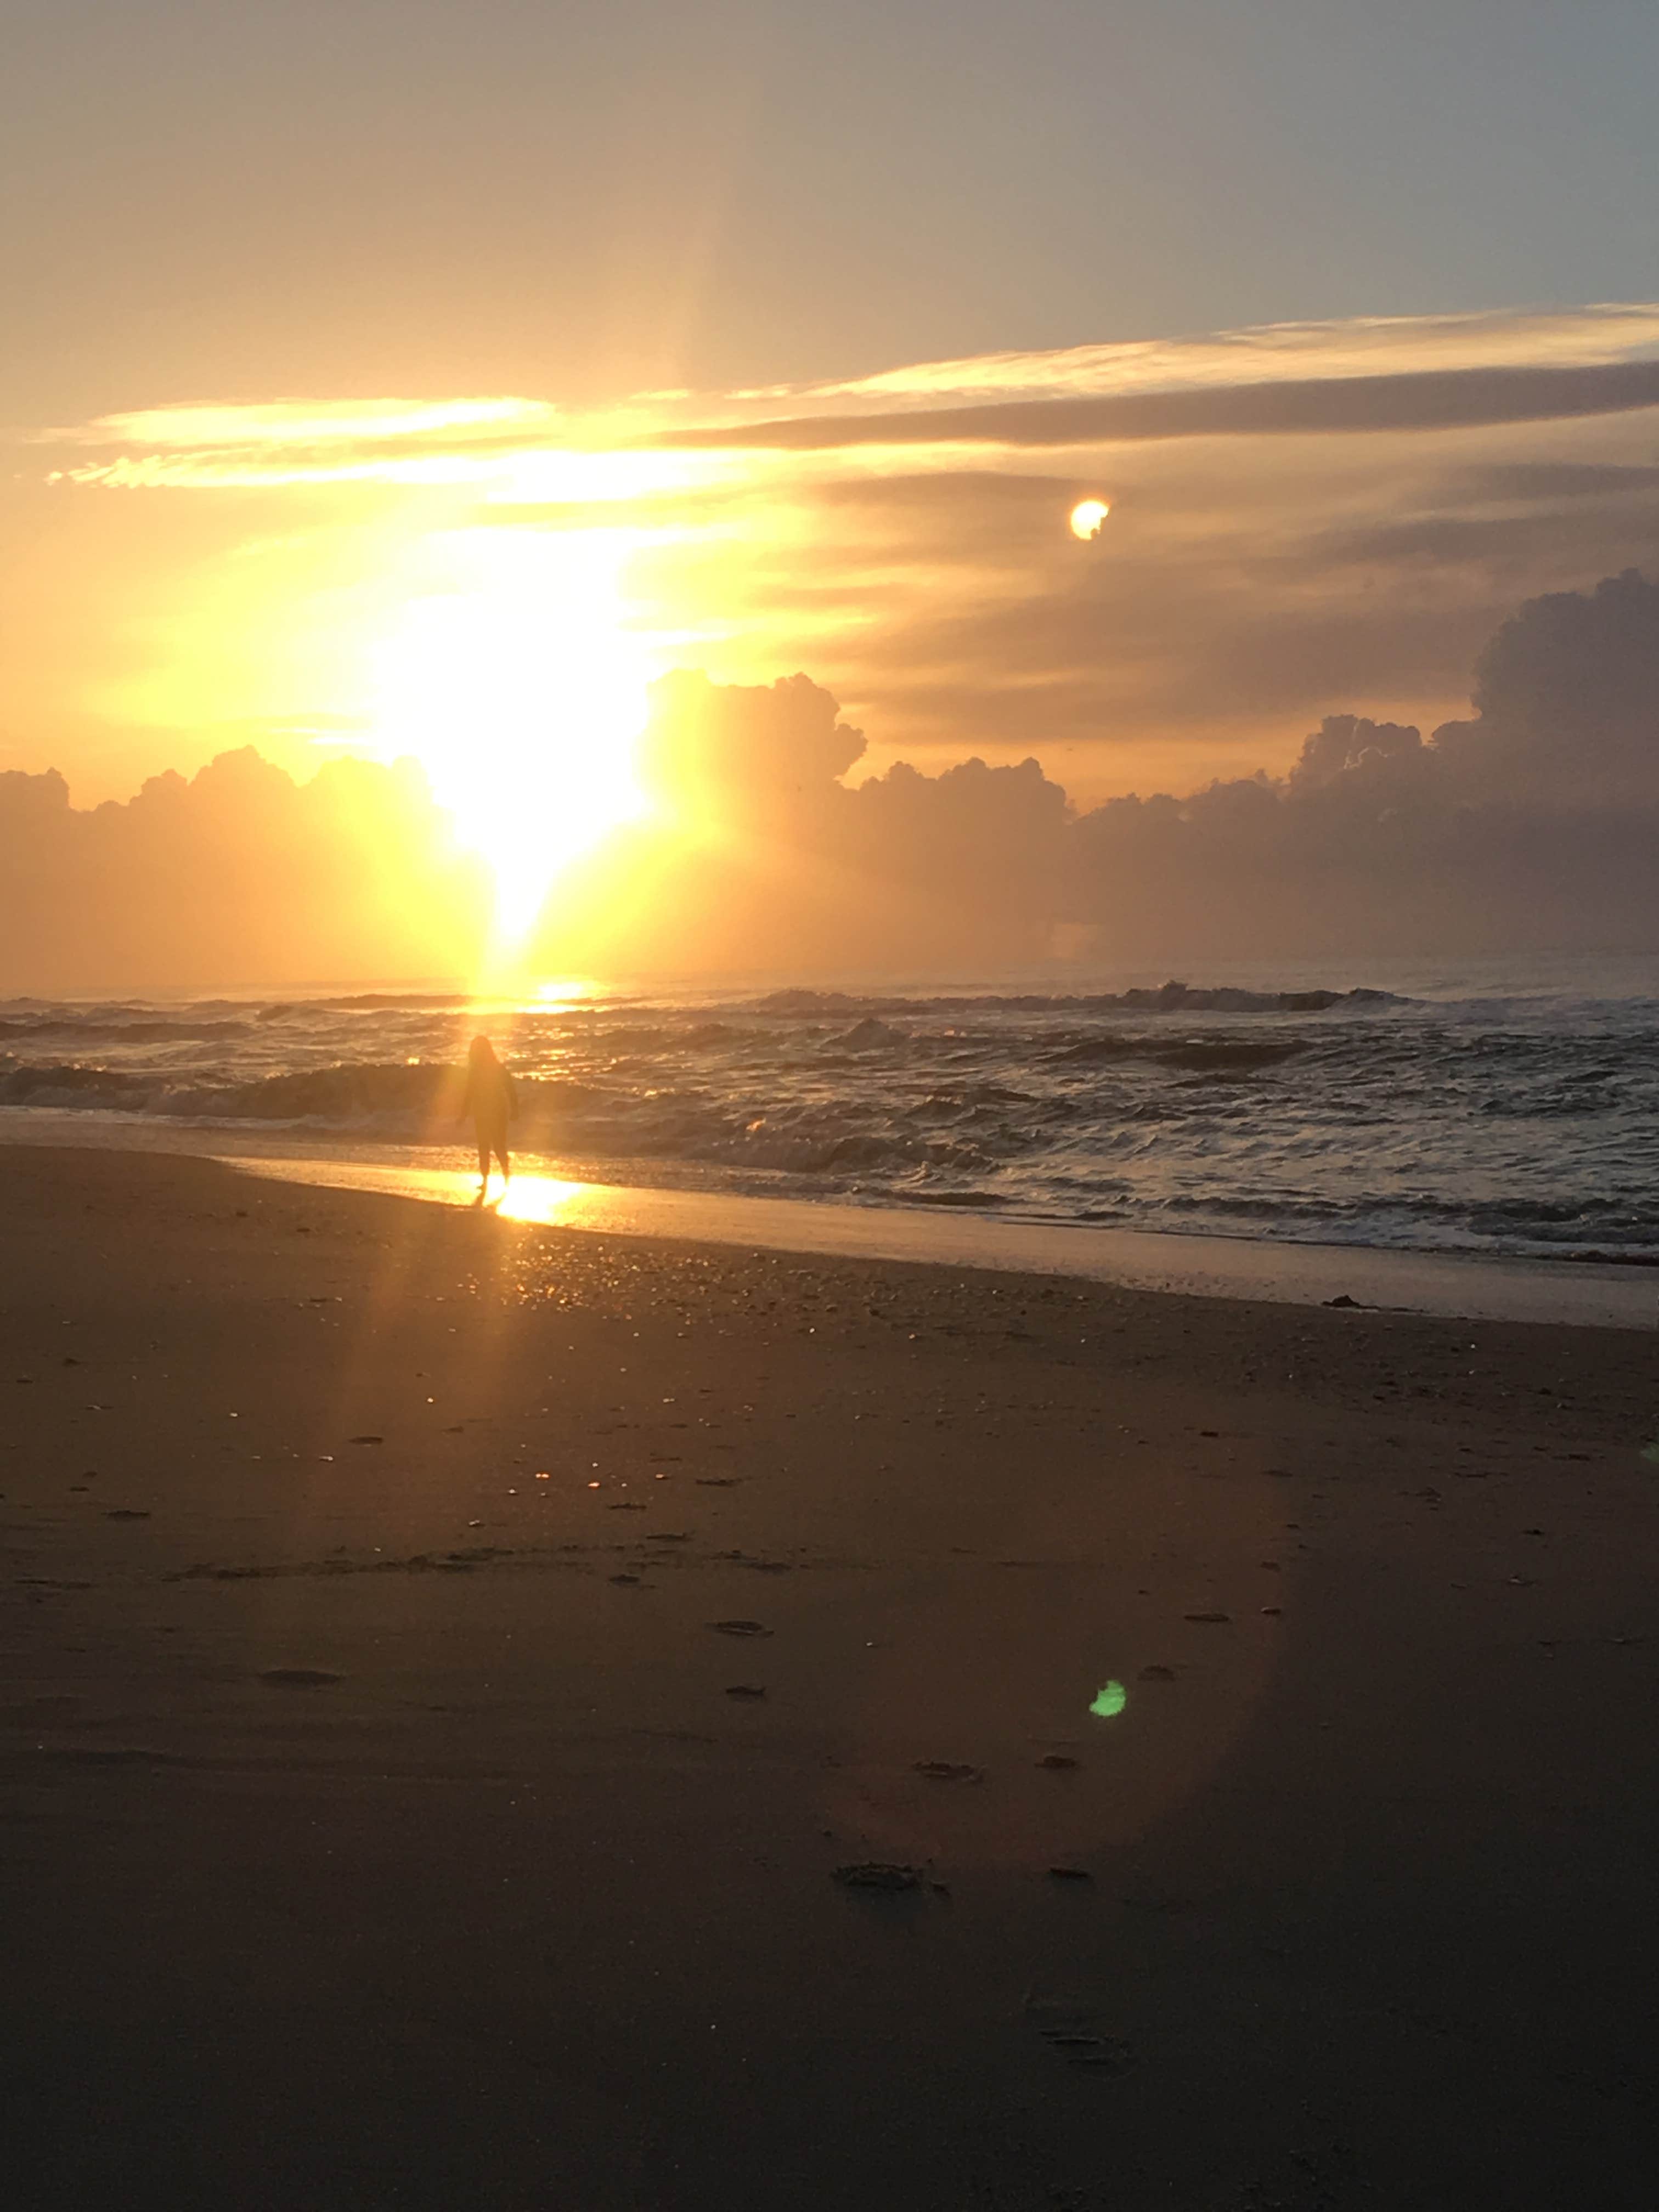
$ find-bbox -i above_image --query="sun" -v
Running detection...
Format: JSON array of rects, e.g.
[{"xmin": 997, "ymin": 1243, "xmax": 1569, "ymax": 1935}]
[
  {"xmin": 1069, "ymin": 497, "xmax": 1111, "ymax": 540},
  {"xmin": 368, "ymin": 528, "xmax": 650, "ymax": 940}
]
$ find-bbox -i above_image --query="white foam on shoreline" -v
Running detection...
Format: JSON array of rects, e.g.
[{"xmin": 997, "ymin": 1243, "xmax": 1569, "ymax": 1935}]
[{"xmin": 3, "ymin": 1108, "xmax": 1654, "ymax": 1329}]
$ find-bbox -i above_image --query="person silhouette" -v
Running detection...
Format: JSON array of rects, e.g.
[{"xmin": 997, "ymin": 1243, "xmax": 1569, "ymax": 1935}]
[{"xmin": 460, "ymin": 1034, "xmax": 516, "ymax": 1204}]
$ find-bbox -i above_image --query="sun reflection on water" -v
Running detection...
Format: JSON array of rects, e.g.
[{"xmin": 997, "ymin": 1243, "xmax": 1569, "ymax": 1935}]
[{"xmin": 492, "ymin": 1173, "xmax": 590, "ymax": 1224}]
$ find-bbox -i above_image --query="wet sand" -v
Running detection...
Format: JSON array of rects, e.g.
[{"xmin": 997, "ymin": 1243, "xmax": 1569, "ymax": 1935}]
[
  {"xmin": 3, "ymin": 1144, "xmax": 1657, "ymax": 2210},
  {"xmin": 8, "ymin": 1105, "xmax": 1658, "ymax": 1326}
]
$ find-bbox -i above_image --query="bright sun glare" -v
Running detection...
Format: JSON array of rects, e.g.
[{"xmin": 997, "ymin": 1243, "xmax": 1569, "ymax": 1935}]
[
  {"xmin": 1069, "ymin": 498, "xmax": 1111, "ymax": 540},
  {"xmin": 369, "ymin": 529, "xmax": 650, "ymax": 941}
]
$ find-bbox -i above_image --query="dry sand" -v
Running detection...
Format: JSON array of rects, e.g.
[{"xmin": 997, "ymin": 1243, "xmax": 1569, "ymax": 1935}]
[{"xmin": 3, "ymin": 1144, "xmax": 1657, "ymax": 2210}]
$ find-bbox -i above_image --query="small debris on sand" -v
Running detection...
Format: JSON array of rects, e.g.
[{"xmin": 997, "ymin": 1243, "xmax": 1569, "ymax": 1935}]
[
  {"xmin": 724, "ymin": 1683, "xmax": 766, "ymax": 1699},
  {"xmin": 1043, "ymin": 2034, "xmax": 1133, "ymax": 2071},
  {"xmin": 1184, "ymin": 1611, "xmax": 1232, "ymax": 1623},
  {"xmin": 347, "ymin": 1435, "xmax": 383, "ymax": 1446},
  {"xmin": 1137, "ymin": 1663, "xmax": 1176, "ymax": 1681},
  {"xmin": 1037, "ymin": 1753, "xmax": 1079, "ymax": 1770},
  {"xmin": 913, "ymin": 1760, "xmax": 984, "ymax": 1782},
  {"xmin": 1026, "ymin": 1995, "xmax": 1135, "ymax": 2072},
  {"xmin": 833, "ymin": 1862, "xmax": 922, "ymax": 1893},
  {"xmin": 709, "ymin": 1619, "xmax": 772, "ymax": 1637},
  {"xmin": 1047, "ymin": 1865, "xmax": 1093, "ymax": 1882}
]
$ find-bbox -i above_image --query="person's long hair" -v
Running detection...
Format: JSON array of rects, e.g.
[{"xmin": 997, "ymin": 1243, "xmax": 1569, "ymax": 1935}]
[{"xmin": 468, "ymin": 1034, "xmax": 500, "ymax": 1070}]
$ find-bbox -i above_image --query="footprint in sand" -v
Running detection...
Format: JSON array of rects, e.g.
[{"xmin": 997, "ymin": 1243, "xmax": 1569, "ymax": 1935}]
[{"xmin": 1025, "ymin": 1996, "xmax": 1135, "ymax": 2074}]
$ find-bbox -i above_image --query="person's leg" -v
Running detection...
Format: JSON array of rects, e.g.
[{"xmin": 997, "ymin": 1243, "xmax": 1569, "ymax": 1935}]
[{"xmin": 475, "ymin": 1137, "xmax": 489, "ymax": 1202}]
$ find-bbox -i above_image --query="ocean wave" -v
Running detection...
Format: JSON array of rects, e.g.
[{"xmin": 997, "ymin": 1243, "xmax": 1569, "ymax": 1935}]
[
  {"xmin": 310, "ymin": 991, "xmax": 472, "ymax": 1011},
  {"xmin": 749, "ymin": 981, "xmax": 1403, "ymax": 1018},
  {"xmin": 0, "ymin": 1061, "xmax": 156, "ymax": 1107},
  {"xmin": 3, "ymin": 971, "xmax": 1655, "ymax": 1261},
  {"xmin": 1049, "ymin": 1034, "xmax": 1306, "ymax": 1073},
  {"xmin": 0, "ymin": 1015, "xmax": 252, "ymax": 1043}
]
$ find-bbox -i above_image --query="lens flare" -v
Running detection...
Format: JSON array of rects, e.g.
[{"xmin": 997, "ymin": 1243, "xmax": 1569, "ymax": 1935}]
[{"xmin": 1069, "ymin": 498, "xmax": 1111, "ymax": 540}]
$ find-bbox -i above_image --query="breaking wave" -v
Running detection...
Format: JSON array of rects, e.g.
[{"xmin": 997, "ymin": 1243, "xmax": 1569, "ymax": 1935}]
[{"xmin": 2, "ymin": 966, "xmax": 1656, "ymax": 1260}]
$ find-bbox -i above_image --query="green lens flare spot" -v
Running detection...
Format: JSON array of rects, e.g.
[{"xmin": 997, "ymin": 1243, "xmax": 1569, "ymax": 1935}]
[
  {"xmin": 1640, "ymin": 1442, "xmax": 1659, "ymax": 1467},
  {"xmin": 1088, "ymin": 1681, "xmax": 1127, "ymax": 1719}
]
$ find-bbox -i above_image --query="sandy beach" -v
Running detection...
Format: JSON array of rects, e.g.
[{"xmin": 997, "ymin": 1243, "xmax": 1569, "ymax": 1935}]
[{"xmin": 4, "ymin": 1142, "xmax": 1657, "ymax": 2210}]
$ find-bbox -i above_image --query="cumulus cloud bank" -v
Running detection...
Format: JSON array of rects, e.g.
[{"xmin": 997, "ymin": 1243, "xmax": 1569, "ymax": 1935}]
[
  {"xmin": 3, "ymin": 570, "xmax": 1656, "ymax": 989},
  {"xmin": 1065, "ymin": 569, "xmax": 1659, "ymax": 960},
  {"xmin": 0, "ymin": 752, "xmax": 488, "ymax": 992}
]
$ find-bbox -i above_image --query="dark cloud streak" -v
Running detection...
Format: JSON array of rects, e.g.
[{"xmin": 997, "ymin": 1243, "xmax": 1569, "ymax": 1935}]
[{"xmin": 652, "ymin": 358, "xmax": 1659, "ymax": 453}]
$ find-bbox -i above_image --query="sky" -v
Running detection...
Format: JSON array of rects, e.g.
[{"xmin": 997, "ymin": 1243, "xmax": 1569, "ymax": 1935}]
[
  {"xmin": 7, "ymin": 0, "xmax": 1658, "ymax": 417},
  {"xmin": 3, "ymin": 0, "xmax": 1659, "ymax": 981}
]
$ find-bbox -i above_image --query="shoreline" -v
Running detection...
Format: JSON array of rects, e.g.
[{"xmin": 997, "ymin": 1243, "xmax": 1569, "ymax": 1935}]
[{"xmin": 2, "ymin": 1105, "xmax": 1654, "ymax": 1328}]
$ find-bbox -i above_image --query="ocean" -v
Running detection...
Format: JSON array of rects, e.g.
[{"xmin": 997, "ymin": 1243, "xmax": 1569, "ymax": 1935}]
[{"xmin": 3, "ymin": 953, "xmax": 1656, "ymax": 1264}]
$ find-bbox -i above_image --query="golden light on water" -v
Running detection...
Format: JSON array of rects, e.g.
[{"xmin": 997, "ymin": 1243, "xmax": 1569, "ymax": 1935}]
[
  {"xmin": 492, "ymin": 1172, "xmax": 590, "ymax": 1223},
  {"xmin": 1069, "ymin": 497, "xmax": 1111, "ymax": 540},
  {"xmin": 368, "ymin": 528, "xmax": 651, "ymax": 941},
  {"xmin": 533, "ymin": 977, "xmax": 607, "ymax": 1007}
]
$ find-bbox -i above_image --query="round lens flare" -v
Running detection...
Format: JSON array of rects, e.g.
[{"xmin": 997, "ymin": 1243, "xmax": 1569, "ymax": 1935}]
[
  {"xmin": 1069, "ymin": 498, "xmax": 1111, "ymax": 541},
  {"xmin": 1088, "ymin": 1680, "xmax": 1127, "ymax": 1719}
]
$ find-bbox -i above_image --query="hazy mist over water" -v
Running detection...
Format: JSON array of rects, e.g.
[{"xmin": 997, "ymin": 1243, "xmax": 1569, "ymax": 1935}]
[{"xmin": 5, "ymin": 952, "xmax": 1656, "ymax": 1263}]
